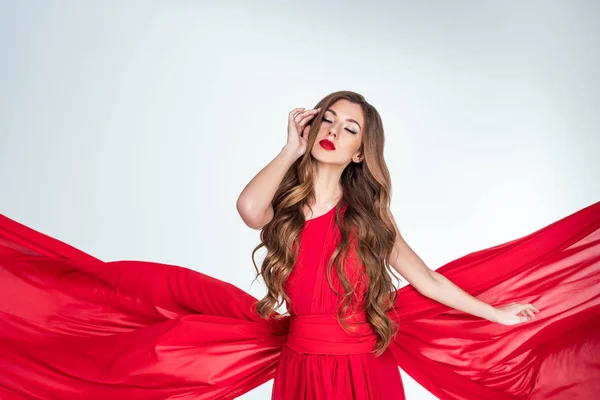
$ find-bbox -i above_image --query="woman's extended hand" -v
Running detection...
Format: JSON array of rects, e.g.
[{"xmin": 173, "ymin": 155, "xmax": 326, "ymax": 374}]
[
  {"xmin": 284, "ymin": 107, "xmax": 320, "ymax": 158},
  {"xmin": 493, "ymin": 302, "xmax": 540, "ymax": 326}
]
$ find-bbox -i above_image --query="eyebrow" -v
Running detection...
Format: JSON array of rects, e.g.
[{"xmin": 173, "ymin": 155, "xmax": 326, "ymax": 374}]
[{"xmin": 325, "ymin": 108, "xmax": 362, "ymax": 130}]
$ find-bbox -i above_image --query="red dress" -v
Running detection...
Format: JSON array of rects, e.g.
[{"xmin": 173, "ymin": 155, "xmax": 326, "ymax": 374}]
[
  {"xmin": 0, "ymin": 201, "xmax": 599, "ymax": 399},
  {"xmin": 272, "ymin": 203, "xmax": 404, "ymax": 399}
]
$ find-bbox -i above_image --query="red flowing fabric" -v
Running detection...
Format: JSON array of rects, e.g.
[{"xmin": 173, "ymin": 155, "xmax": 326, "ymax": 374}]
[{"xmin": 0, "ymin": 201, "xmax": 599, "ymax": 399}]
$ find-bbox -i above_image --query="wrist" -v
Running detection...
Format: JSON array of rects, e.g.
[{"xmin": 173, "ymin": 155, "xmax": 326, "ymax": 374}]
[
  {"xmin": 281, "ymin": 145, "xmax": 301, "ymax": 161},
  {"xmin": 486, "ymin": 306, "xmax": 500, "ymax": 323}
]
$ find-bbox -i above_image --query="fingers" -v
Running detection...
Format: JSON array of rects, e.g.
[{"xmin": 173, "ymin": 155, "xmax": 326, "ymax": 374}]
[
  {"xmin": 290, "ymin": 107, "xmax": 305, "ymax": 115},
  {"xmin": 289, "ymin": 108, "xmax": 305, "ymax": 123},
  {"xmin": 302, "ymin": 125, "xmax": 310, "ymax": 138},
  {"xmin": 521, "ymin": 309, "xmax": 535, "ymax": 320},
  {"xmin": 291, "ymin": 108, "xmax": 320, "ymax": 122},
  {"xmin": 292, "ymin": 108, "xmax": 320, "ymax": 136},
  {"xmin": 297, "ymin": 113, "xmax": 318, "ymax": 129},
  {"xmin": 296, "ymin": 112, "xmax": 313, "ymax": 125},
  {"xmin": 526, "ymin": 308, "xmax": 537, "ymax": 319},
  {"xmin": 520, "ymin": 303, "xmax": 539, "ymax": 321},
  {"xmin": 295, "ymin": 108, "xmax": 320, "ymax": 124},
  {"xmin": 524, "ymin": 303, "xmax": 539, "ymax": 315}
]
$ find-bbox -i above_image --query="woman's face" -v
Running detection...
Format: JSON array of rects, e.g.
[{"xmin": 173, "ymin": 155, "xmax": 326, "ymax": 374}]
[{"xmin": 311, "ymin": 99, "xmax": 365, "ymax": 165}]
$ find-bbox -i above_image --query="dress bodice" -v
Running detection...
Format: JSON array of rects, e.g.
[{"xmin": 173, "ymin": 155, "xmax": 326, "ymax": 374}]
[{"xmin": 283, "ymin": 203, "xmax": 368, "ymax": 317}]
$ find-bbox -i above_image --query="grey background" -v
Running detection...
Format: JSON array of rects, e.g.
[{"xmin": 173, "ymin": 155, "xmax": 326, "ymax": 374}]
[{"xmin": 1, "ymin": 1, "xmax": 598, "ymax": 398}]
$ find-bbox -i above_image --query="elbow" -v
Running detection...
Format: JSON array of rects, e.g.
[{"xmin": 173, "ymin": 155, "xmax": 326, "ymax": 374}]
[
  {"xmin": 236, "ymin": 199, "xmax": 266, "ymax": 230},
  {"xmin": 418, "ymin": 271, "xmax": 441, "ymax": 298}
]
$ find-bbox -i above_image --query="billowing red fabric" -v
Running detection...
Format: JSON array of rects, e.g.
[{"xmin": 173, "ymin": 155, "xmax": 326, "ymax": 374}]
[{"xmin": 0, "ymin": 201, "xmax": 599, "ymax": 399}]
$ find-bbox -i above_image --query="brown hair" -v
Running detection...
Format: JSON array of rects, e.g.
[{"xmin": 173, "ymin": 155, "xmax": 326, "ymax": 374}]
[{"xmin": 251, "ymin": 90, "xmax": 402, "ymax": 357}]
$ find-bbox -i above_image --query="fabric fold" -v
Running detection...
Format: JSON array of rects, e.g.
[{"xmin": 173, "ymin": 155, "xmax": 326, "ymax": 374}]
[{"xmin": 1, "ymin": 201, "xmax": 598, "ymax": 399}]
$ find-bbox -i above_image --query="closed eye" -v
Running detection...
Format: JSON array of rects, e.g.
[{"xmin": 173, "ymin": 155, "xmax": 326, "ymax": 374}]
[{"xmin": 322, "ymin": 118, "xmax": 358, "ymax": 134}]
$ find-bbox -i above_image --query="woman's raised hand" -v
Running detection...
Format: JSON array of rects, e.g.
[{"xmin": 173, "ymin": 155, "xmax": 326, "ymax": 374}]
[{"xmin": 284, "ymin": 107, "xmax": 320, "ymax": 158}]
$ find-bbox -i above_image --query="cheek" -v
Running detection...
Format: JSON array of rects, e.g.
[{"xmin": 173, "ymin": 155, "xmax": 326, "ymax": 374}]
[{"xmin": 349, "ymin": 135, "xmax": 362, "ymax": 152}]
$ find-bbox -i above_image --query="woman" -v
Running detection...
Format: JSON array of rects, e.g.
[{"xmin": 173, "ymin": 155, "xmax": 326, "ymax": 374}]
[{"xmin": 0, "ymin": 90, "xmax": 598, "ymax": 399}]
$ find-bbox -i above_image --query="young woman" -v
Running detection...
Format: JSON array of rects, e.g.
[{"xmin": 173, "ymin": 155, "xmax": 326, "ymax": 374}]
[{"xmin": 0, "ymin": 90, "xmax": 598, "ymax": 399}]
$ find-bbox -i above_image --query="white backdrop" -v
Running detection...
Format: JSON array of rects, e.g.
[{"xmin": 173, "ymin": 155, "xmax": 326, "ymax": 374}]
[{"xmin": 1, "ymin": 1, "xmax": 598, "ymax": 399}]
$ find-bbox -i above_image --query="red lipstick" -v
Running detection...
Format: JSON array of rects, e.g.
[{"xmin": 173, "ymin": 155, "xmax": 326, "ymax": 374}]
[{"xmin": 319, "ymin": 139, "xmax": 335, "ymax": 150}]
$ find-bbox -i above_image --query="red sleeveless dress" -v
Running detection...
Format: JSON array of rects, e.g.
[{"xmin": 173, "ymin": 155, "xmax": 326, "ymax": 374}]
[
  {"xmin": 272, "ymin": 203, "xmax": 404, "ymax": 399},
  {"xmin": 1, "ymin": 201, "xmax": 599, "ymax": 399}
]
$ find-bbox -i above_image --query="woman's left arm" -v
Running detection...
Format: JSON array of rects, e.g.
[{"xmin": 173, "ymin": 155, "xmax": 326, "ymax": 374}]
[{"xmin": 387, "ymin": 225, "xmax": 538, "ymax": 324}]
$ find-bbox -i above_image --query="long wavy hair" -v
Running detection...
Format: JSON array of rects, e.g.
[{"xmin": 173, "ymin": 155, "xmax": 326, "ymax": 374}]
[{"xmin": 251, "ymin": 90, "xmax": 403, "ymax": 357}]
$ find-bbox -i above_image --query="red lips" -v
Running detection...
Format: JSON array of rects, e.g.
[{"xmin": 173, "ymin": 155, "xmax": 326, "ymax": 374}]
[{"xmin": 319, "ymin": 139, "xmax": 335, "ymax": 150}]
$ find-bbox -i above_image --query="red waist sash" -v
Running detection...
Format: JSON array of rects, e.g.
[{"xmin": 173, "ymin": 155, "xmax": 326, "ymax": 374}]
[{"xmin": 284, "ymin": 313, "xmax": 378, "ymax": 355}]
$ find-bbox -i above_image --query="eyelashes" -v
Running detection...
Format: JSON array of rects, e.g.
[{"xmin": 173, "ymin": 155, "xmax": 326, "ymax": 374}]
[{"xmin": 322, "ymin": 118, "xmax": 358, "ymax": 134}]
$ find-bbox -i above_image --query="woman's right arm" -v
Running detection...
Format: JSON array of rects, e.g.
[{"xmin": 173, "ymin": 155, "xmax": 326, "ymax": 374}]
[
  {"xmin": 236, "ymin": 147, "xmax": 299, "ymax": 230},
  {"xmin": 236, "ymin": 107, "xmax": 320, "ymax": 230}
]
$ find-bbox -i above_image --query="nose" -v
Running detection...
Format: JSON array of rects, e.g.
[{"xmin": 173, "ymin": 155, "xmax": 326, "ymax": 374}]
[{"xmin": 327, "ymin": 127, "xmax": 338, "ymax": 139}]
